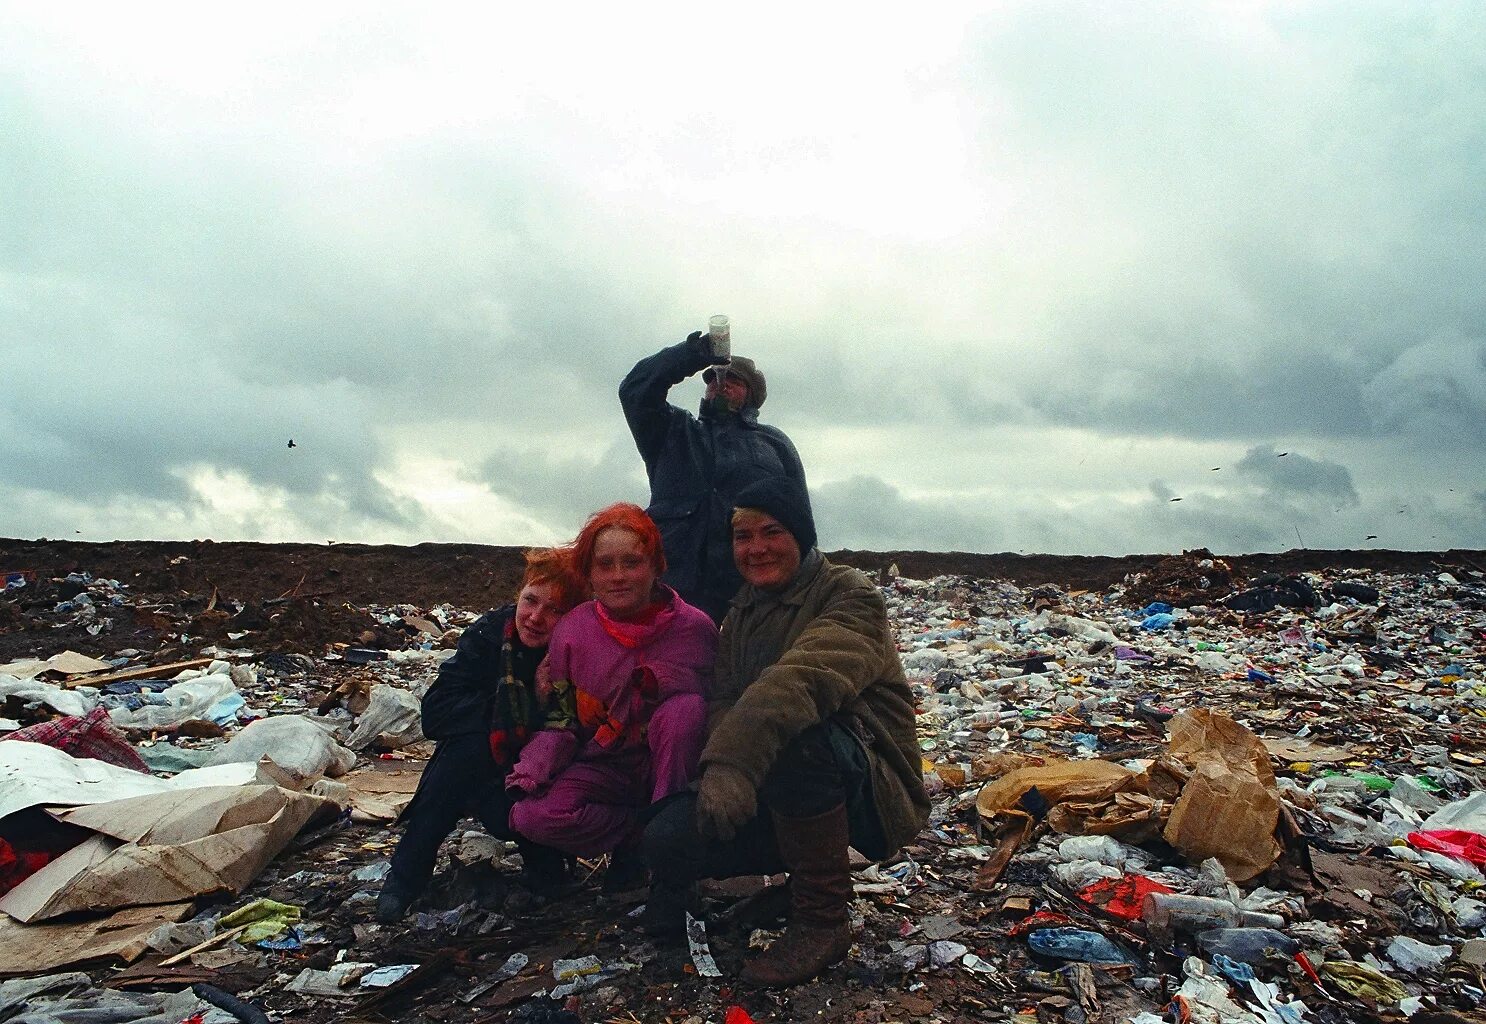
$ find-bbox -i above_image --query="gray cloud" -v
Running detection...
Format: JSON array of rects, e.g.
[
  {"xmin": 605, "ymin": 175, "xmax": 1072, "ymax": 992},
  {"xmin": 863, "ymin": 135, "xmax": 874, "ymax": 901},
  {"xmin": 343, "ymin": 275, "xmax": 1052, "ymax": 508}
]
[
  {"xmin": 952, "ymin": 2, "xmax": 1486, "ymax": 451},
  {"xmin": 474, "ymin": 443, "xmax": 648, "ymax": 532},
  {"xmin": 813, "ymin": 476, "xmax": 1007, "ymax": 553},
  {"xmin": 1234, "ymin": 446, "xmax": 1359, "ymax": 506}
]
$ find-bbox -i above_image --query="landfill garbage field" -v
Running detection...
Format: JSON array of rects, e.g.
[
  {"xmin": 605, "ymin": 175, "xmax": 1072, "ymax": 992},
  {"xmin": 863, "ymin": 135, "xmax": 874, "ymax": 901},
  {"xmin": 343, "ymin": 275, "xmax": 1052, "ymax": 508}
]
[{"xmin": 1, "ymin": 537, "xmax": 1485, "ymax": 1024}]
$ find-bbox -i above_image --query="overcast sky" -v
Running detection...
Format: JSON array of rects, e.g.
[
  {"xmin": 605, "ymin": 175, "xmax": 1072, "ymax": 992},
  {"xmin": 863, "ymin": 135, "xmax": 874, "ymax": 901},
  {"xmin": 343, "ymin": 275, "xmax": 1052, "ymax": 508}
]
[{"xmin": 4, "ymin": 2, "xmax": 1484, "ymax": 556}]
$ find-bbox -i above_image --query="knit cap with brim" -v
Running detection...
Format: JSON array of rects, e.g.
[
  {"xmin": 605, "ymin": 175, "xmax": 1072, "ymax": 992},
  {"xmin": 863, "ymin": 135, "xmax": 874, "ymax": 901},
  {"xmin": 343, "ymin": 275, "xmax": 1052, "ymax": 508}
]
[
  {"xmin": 703, "ymin": 356, "xmax": 767, "ymax": 409},
  {"xmin": 733, "ymin": 477, "xmax": 816, "ymax": 554}
]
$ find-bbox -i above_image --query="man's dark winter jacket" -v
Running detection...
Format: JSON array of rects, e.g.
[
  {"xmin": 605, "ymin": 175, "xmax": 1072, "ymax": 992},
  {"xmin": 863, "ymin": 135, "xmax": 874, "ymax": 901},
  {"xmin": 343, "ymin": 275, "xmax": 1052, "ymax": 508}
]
[{"xmin": 621, "ymin": 334, "xmax": 808, "ymax": 623}]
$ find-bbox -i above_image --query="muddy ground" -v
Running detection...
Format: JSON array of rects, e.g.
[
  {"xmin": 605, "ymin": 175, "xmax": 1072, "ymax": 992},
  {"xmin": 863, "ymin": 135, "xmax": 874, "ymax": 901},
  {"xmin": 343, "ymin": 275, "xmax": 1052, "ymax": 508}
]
[{"xmin": 3, "ymin": 538, "xmax": 1485, "ymax": 1023}]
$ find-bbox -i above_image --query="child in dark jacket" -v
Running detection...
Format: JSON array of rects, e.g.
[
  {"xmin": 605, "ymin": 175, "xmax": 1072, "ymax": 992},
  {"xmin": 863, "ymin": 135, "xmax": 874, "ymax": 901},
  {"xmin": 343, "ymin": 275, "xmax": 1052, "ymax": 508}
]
[{"xmin": 376, "ymin": 548, "xmax": 586, "ymax": 923}]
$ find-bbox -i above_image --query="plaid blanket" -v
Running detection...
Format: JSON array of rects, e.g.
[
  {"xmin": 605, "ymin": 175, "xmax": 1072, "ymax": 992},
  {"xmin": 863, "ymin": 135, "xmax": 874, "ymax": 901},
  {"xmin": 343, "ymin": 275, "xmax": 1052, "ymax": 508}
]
[{"xmin": 2, "ymin": 705, "xmax": 151, "ymax": 773}]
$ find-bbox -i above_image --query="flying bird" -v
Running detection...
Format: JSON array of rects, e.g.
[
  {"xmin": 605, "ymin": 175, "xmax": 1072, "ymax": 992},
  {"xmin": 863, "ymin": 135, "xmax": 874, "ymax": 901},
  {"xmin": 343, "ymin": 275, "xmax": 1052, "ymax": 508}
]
[
  {"xmin": 1366, "ymin": 535, "xmax": 1378, "ymax": 540},
  {"xmin": 1211, "ymin": 467, "xmax": 1221, "ymax": 471},
  {"xmin": 287, "ymin": 439, "xmax": 297, "ymax": 448},
  {"xmin": 1277, "ymin": 452, "xmax": 1288, "ymax": 457},
  {"xmin": 1170, "ymin": 497, "xmax": 1183, "ymax": 502}
]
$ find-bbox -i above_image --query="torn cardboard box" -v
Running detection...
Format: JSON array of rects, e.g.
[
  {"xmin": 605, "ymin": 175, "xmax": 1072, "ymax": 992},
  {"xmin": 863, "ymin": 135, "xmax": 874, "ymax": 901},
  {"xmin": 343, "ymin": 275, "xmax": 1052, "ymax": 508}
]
[
  {"xmin": 0, "ymin": 783, "xmax": 338, "ymax": 922},
  {"xmin": 974, "ymin": 708, "xmax": 1285, "ymax": 881}
]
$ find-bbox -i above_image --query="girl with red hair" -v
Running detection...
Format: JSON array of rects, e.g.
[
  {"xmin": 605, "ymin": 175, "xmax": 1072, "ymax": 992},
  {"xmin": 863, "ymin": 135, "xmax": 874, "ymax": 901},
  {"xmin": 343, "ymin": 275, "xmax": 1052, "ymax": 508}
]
[
  {"xmin": 376, "ymin": 547, "xmax": 585, "ymax": 923},
  {"xmin": 507, "ymin": 502, "xmax": 717, "ymax": 884}
]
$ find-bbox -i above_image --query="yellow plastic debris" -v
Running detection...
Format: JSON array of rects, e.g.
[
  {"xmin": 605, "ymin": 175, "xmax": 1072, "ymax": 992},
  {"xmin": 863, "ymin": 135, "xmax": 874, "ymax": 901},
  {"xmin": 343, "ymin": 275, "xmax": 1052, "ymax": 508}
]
[
  {"xmin": 218, "ymin": 898, "xmax": 303, "ymax": 944},
  {"xmin": 1320, "ymin": 960, "xmax": 1408, "ymax": 1003}
]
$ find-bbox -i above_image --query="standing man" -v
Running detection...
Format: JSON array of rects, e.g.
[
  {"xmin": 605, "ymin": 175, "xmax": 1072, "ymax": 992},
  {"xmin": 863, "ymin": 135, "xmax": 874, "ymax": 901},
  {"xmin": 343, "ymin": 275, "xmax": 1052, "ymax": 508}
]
[
  {"xmin": 641, "ymin": 478, "xmax": 929, "ymax": 987},
  {"xmin": 620, "ymin": 329, "xmax": 808, "ymax": 624}
]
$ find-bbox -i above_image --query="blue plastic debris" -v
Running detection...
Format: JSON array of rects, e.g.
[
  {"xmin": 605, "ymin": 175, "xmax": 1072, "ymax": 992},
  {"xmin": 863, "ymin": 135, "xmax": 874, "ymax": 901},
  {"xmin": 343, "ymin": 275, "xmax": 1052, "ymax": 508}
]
[{"xmin": 1027, "ymin": 927, "xmax": 1136, "ymax": 965}]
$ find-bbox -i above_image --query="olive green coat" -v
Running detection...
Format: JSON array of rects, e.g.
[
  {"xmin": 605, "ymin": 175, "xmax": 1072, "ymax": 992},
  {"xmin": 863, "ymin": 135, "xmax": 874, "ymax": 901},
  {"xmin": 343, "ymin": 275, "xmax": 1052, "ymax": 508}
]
[{"xmin": 700, "ymin": 552, "xmax": 929, "ymax": 858}]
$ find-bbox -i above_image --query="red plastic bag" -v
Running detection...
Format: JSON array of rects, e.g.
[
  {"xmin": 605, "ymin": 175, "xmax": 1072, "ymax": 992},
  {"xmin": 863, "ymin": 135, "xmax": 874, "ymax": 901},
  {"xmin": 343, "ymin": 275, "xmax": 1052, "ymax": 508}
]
[
  {"xmin": 1407, "ymin": 829, "xmax": 1486, "ymax": 867},
  {"xmin": 1077, "ymin": 874, "xmax": 1174, "ymax": 921}
]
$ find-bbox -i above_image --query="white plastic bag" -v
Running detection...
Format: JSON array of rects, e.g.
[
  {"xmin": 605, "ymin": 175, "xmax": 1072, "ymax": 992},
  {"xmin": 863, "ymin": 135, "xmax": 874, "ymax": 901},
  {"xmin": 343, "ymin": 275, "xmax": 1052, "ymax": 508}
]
[
  {"xmin": 207, "ymin": 715, "xmax": 356, "ymax": 780},
  {"xmin": 0, "ymin": 675, "xmax": 94, "ymax": 718},
  {"xmin": 1056, "ymin": 835, "xmax": 1144, "ymax": 870},
  {"xmin": 346, "ymin": 685, "xmax": 424, "ymax": 750}
]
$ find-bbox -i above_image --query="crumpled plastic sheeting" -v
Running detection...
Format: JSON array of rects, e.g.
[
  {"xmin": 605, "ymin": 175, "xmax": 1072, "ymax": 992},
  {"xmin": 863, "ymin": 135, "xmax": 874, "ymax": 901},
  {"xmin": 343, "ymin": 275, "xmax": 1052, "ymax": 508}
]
[
  {"xmin": 217, "ymin": 898, "xmax": 302, "ymax": 943},
  {"xmin": 1422, "ymin": 793, "xmax": 1486, "ymax": 834},
  {"xmin": 1174, "ymin": 956, "xmax": 1261, "ymax": 1024},
  {"xmin": 346, "ymin": 684, "xmax": 424, "ymax": 750},
  {"xmin": 0, "ymin": 970, "xmax": 213, "ymax": 1023},
  {"xmin": 1407, "ymin": 828, "xmax": 1486, "ymax": 867},
  {"xmin": 107, "ymin": 675, "xmax": 238, "ymax": 733},
  {"xmin": 0, "ymin": 676, "xmax": 93, "ymax": 719},
  {"xmin": 206, "ymin": 715, "xmax": 355, "ymax": 780}
]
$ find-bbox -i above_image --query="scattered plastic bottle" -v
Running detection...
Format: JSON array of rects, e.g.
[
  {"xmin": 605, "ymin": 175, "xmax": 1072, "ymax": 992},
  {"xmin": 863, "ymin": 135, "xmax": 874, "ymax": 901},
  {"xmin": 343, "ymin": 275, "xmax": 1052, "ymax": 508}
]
[
  {"xmin": 1027, "ymin": 927, "xmax": 1135, "ymax": 965},
  {"xmin": 1195, "ymin": 927, "xmax": 1299, "ymax": 965},
  {"xmin": 1141, "ymin": 893, "xmax": 1285, "ymax": 933},
  {"xmin": 952, "ymin": 709, "xmax": 1018, "ymax": 730}
]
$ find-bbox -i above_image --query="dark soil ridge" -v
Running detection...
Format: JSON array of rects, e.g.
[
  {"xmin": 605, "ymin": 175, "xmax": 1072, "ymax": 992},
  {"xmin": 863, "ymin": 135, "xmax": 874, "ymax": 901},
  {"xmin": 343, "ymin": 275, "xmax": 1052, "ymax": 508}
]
[{"xmin": 3, "ymin": 537, "xmax": 1482, "ymax": 611}]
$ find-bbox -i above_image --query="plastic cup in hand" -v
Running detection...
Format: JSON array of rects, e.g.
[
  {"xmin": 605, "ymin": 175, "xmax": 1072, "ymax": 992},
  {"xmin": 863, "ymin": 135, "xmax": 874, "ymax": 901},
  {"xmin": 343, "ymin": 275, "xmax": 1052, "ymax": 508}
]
[{"xmin": 707, "ymin": 315, "xmax": 731, "ymax": 362}]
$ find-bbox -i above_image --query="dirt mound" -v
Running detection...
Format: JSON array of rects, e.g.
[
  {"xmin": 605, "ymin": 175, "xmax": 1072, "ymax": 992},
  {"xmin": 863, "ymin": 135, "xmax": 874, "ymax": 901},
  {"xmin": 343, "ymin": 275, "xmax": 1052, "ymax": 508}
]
[
  {"xmin": 0, "ymin": 538, "xmax": 527, "ymax": 613},
  {"xmin": 1119, "ymin": 548, "xmax": 1240, "ymax": 608},
  {"xmin": 1, "ymin": 537, "xmax": 1481, "ymax": 662}
]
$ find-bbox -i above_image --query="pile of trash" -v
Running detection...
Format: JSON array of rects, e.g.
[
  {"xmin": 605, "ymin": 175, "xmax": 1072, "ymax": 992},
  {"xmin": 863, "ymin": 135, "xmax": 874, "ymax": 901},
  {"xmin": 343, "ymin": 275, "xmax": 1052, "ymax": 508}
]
[
  {"xmin": 896, "ymin": 557, "xmax": 1486, "ymax": 1023},
  {"xmin": 0, "ymin": 550, "xmax": 1481, "ymax": 1023}
]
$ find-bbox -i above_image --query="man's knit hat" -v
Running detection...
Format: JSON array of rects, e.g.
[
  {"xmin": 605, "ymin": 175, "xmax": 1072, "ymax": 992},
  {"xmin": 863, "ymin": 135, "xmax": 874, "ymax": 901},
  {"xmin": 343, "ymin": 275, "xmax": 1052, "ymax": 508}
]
[
  {"xmin": 733, "ymin": 477, "xmax": 816, "ymax": 554},
  {"xmin": 703, "ymin": 356, "xmax": 767, "ymax": 408}
]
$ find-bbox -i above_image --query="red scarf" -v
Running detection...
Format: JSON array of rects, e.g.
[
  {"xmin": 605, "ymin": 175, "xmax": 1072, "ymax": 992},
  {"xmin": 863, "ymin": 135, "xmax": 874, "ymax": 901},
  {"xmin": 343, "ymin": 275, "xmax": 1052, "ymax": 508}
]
[{"xmin": 593, "ymin": 590, "xmax": 673, "ymax": 650}]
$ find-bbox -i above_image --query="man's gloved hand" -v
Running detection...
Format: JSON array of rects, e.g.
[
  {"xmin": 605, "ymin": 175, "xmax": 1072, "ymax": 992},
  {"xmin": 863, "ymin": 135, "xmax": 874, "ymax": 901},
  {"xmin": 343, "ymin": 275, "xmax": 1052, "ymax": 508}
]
[
  {"xmin": 686, "ymin": 329, "xmax": 730, "ymax": 366},
  {"xmin": 694, "ymin": 764, "xmax": 757, "ymax": 842}
]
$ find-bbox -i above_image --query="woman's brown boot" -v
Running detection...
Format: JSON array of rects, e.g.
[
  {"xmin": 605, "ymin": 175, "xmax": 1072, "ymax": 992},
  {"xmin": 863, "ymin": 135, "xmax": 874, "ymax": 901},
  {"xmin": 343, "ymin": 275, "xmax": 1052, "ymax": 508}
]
[{"xmin": 738, "ymin": 805, "xmax": 853, "ymax": 986}]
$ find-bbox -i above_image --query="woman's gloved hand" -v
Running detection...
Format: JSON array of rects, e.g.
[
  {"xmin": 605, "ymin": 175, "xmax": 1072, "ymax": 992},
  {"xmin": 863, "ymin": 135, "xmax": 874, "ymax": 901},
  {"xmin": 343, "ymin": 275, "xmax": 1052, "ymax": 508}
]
[{"xmin": 694, "ymin": 764, "xmax": 757, "ymax": 841}]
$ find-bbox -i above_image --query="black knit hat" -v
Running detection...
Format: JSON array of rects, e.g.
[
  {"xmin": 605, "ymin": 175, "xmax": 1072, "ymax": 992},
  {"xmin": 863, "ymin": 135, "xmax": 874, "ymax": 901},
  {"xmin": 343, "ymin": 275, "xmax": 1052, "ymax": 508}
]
[
  {"xmin": 702, "ymin": 356, "xmax": 767, "ymax": 408},
  {"xmin": 733, "ymin": 477, "xmax": 817, "ymax": 553}
]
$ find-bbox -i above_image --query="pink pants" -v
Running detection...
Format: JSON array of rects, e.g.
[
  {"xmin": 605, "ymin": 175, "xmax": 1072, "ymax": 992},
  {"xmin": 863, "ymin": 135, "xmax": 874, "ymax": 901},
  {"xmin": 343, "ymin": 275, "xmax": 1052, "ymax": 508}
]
[{"xmin": 509, "ymin": 693, "xmax": 704, "ymax": 857}]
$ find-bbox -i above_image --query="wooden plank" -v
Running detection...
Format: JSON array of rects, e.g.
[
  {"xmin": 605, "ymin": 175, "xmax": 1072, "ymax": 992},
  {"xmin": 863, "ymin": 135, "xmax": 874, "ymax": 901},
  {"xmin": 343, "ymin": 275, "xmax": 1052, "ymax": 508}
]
[
  {"xmin": 62, "ymin": 658, "xmax": 214, "ymax": 689},
  {"xmin": 158, "ymin": 922, "xmax": 251, "ymax": 966}
]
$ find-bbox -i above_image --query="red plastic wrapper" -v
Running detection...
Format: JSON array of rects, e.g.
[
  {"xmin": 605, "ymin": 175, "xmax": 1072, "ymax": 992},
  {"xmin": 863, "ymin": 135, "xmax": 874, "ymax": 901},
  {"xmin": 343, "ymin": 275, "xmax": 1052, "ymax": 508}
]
[
  {"xmin": 0, "ymin": 838, "xmax": 53, "ymax": 897},
  {"xmin": 1295, "ymin": 950, "xmax": 1322, "ymax": 985},
  {"xmin": 1007, "ymin": 910, "xmax": 1075, "ymax": 936},
  {"xmin": 1077, "ymin": 874, "xmax": 1174, "ymax": 921},
  {"xmin": 1407, "ymin": 829, "xmax": 1486, "ymax": 867}
]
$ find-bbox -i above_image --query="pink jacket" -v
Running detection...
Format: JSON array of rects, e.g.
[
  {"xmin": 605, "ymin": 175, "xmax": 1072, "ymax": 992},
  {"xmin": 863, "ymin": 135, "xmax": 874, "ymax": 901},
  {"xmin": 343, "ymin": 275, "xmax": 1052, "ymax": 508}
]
[{"xmin": 506, "ymin": 586, "xmax": 717, "ymax": 793}]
